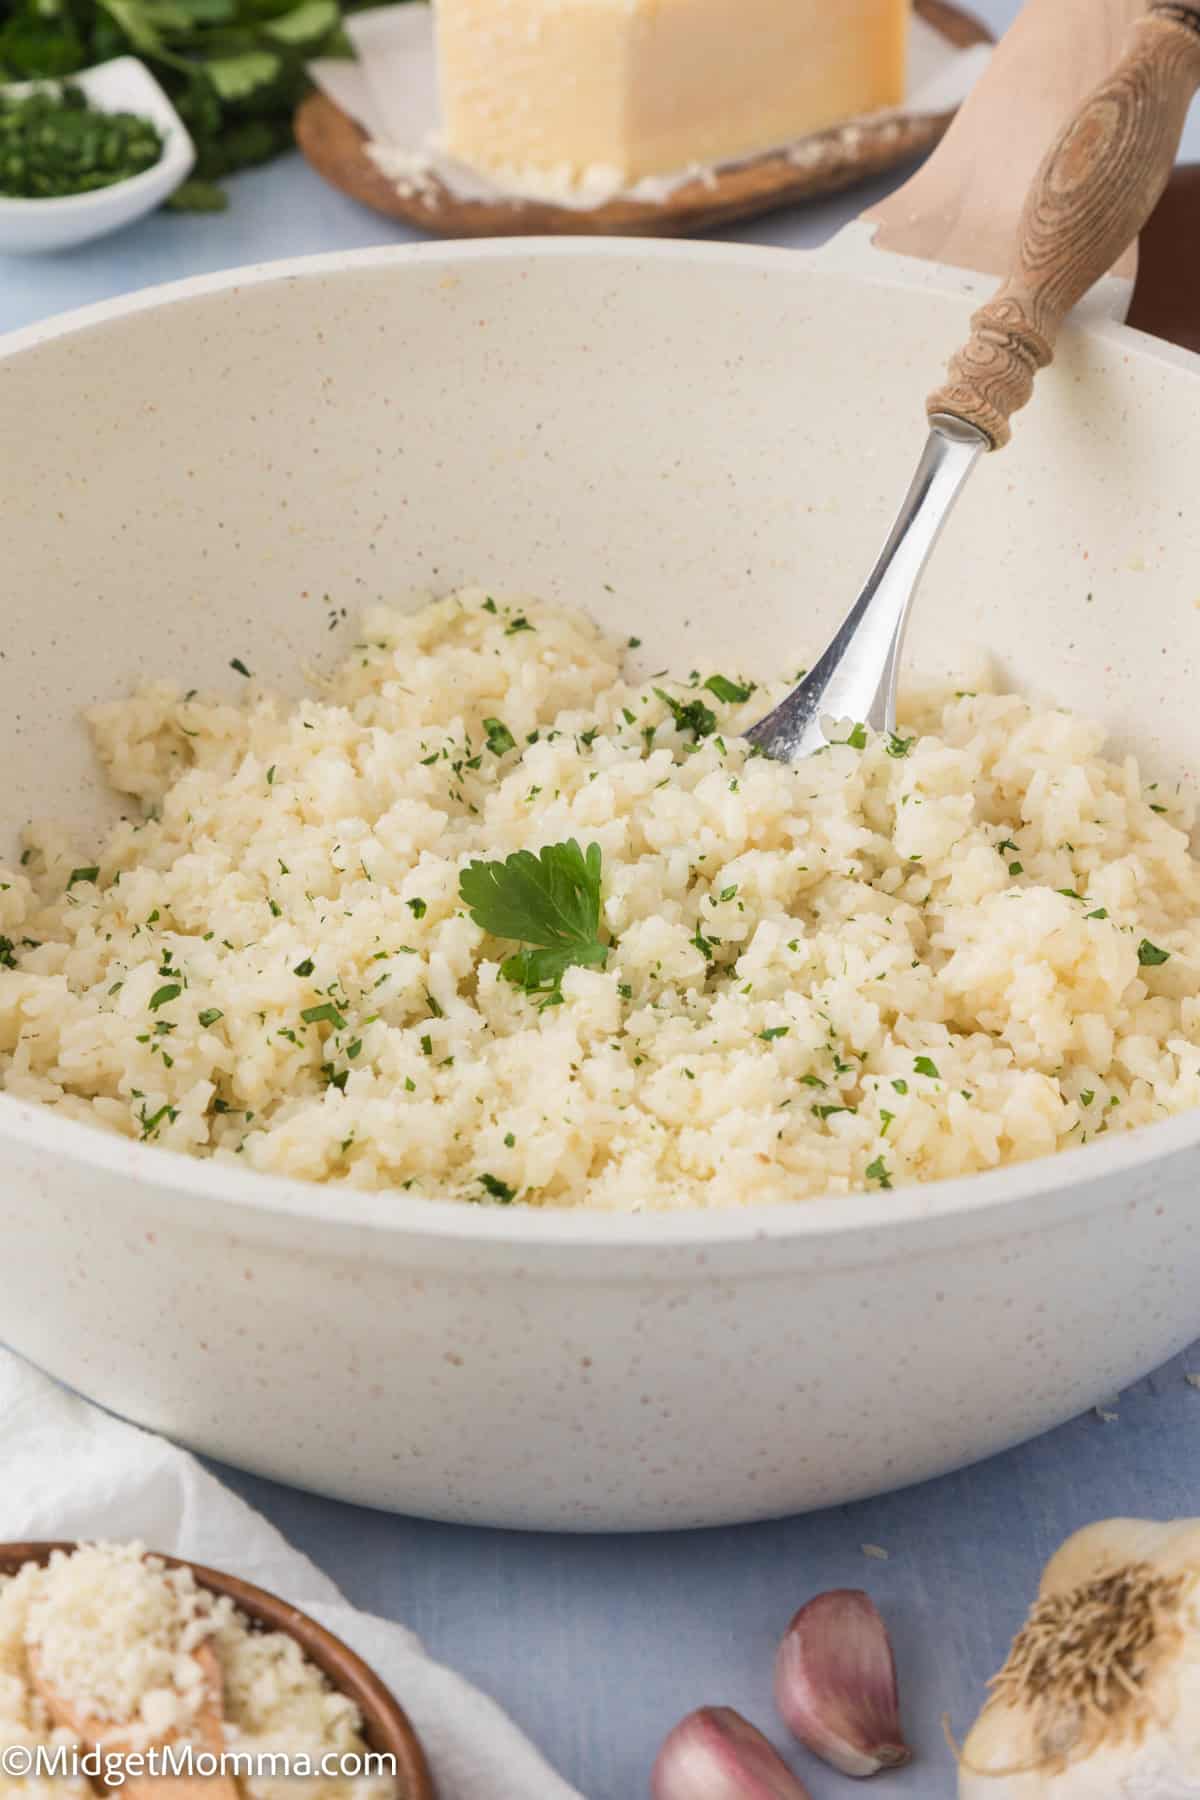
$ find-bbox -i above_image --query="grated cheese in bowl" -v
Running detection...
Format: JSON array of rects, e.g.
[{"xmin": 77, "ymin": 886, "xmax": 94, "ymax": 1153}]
[{"xmin": 0, "ymin": 1544, "xmax": 395, "ymax": 1800}]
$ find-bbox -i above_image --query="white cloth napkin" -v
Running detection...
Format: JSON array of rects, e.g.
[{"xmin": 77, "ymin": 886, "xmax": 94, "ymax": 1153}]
[{"xmin": 0, "ymin": 1349, "xmax": 582, "ymax": 1800}]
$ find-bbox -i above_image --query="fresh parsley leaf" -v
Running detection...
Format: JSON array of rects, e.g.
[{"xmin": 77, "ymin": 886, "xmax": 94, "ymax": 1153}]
[
  {"xmin": 302, "ymin": 1002, "xmax": 347, "ymax": 1029},
  {"xmin": 1087, "ymin": 907, "xmax": 1108, "ymax": 920},
  {"xmin": 483, "ymin": 717, "xmax": 516, "ymax": 756},
  {"xmin": 479, "ymin": 1172, "xmax": 517, "ymax": 1203},
  {"xmin": 913, "ymin": 1056, "xmax": 940, "ymax": 1080},
  {"xmin": 459, "ymin": 839, "xmax": 607, "ymax": 993},
  {"xmin": 703, "ymin": 674, "xmax": 754, "ymax": 705},
  {"xmin": 504, "ymin": 615, "xmax": 534, "ymax": 636},
  {"xmin": 293, "ymin": 957, "xmax": 314, "ymax": 977},
  {"xmin": 758, "ymin": 1027, "xmax": 789, "ymax": 1042},
  {"xmin": 67, "ymin": 866, "xmax": 99, "ymax": 890},
  {"xmin": 407, "ymin": 898, "xmax": 427, "ymax": 920},
  {"xmin": 1138, "ymin": 938, "xmax": 1170, "ymax": 966},
  {"xmin": 149, "ymin": 983, "xmax": 181, "ymax": 1011},
  {"xmin": 866, "ymin": 1155, "xmax": 893, "ymax": 1189},
  {"xmin": 654, "ymin": 687, "xmax": 717, "ymax": 742},
  {"xmin": 0, "ymin": 938, "xmax": 16, "ymax": 969},
  {"xmin": 229, "ymin": 658, "xmax": 252, "ymax": 678},
  {"xmin": 885, "ymin": 733, "xmax": 915, "ymax": 758},
  {"xmin": 198, "ymin": 1008, "xmax": 223, "ymax": 1028}
]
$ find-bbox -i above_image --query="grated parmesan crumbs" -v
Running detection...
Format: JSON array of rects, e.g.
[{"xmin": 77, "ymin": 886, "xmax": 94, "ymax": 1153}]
[{"xmin": 0, "ymin": 1545, "xmax": 393, "ymax": 1800}]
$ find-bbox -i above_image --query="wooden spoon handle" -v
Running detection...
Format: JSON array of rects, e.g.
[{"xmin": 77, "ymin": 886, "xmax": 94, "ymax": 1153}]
[{"xmin": 927, "ymin": 3, "xmax": 1200, "ymax": 448}]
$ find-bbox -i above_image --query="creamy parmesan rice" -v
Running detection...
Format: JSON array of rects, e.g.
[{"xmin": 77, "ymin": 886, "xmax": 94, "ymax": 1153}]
[
  {"xmin": 1, "ymin": 588, "xmax": 1198, "ymax": 1210},
  {"xmin": 0, "ymin": 1544, "xmax": 392, "ymax": 1800}
]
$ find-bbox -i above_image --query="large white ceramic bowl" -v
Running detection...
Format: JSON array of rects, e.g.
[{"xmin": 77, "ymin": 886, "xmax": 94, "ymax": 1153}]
[{"xmin": 2, "ymin": 234, "xmax": 1199, "ymax": 1529}]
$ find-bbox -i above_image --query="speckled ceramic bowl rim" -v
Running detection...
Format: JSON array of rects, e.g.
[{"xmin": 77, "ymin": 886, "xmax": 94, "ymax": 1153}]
[
  {"xmin": 0, "ymin": 1542, "xmax": 436, "ymax": 1800},
  {"xmin": 3, "ymin": 236, "xmax": 1199, "ymax": 1249}
]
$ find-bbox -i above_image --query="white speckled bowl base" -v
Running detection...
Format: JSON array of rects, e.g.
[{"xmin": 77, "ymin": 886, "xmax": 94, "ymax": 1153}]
[{"xmin": 2, "ymin": 237, "xmax": 1199, "ymax": 1529}]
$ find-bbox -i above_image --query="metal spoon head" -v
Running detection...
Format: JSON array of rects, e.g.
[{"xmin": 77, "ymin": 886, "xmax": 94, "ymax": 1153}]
[{"xmin": 745, "ymin": 417, "xmax": 987, "ymax": 764}]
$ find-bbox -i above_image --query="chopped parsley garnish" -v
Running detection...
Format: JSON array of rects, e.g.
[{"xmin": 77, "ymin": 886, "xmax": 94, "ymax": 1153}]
[
  {"xmin": 266, "ymin": 765, "xmax": 276, "ymax": 785},
  {"xmin": 293, "ymin": 958, "xmax": 315, "ymax": 977},
  {"xmin": 1009, "ymin": 862, "xmax": 1024, "ymax": 876},
  {"xmin": 504, "ymin": 615, "xmax": 534, "ymax": 636},
  {"xmin": 139, "ymin": 1102, "xmax": 177, "ymax": 1141},
  {"xmin": 480, "ymin": 1172, "xmax": 517, "ymax": 1203},
  {"xmin": 407, "ymin": 898, "xmax": 428, "ymax": 919},
  {"xmin": 627, "ymin": 636, "xmax": 641, "ymax": 649},
  {"xmin": 1057, "ymin": 888, "xmax": 1085, "ymax": 902},
  {"xmin": 759, "ymin": 1027, "xmax": 790, "ymax": 1042},
  {"xmin": 892, "ymin": 1078, "xmax": 909, "ymax": 1095},
  {"xmin": 703, "ymin": 674, "xmax": 754, "ymax": 705},
  {"xmin": 1080, "ymin": 1090, "xmax": 1095, "ymax": 1107},
  {"xmin": 719, "ymin": 885, "xmax": 738, "ymax": 903},
  {"xmin": 842, "ymin": 723, "xmax": 869, "ymax": 750},
  {"xmin": 885, "ymin": 733, "xmax": 915, "ymax": 758},
  {"xmin": 229, "ymin": 658, "xmax": 252, "ymax": 678},
  {"xmin": 346, "ymin": 1039, "xmax": 362, "ymax": 1060},
  {"xmin": 482, "ymin": 596, "xmax": 498, "ymax": 614},
  {"xmin": 1087, "ymin": 907, "xmax": 1108, "ymax": 920},
  {"xmin": 197, "ymin": 1008, "xmax": 223, "ymax": 1028},
  {"xmin": 302, "ymin": 1002, "xmax": 347, "ymax": 1029},
  {"xmin": 0, "ymin": 937, "xmax": 17, "ymax": 969},
  {"xmin": 1138, "ymin": 938, "xmax": 1170, "ymax": 966},
  {"xmin": 866, "ymin": 1155, "xmax": 893, "ymax": 1190},
  {"xmin": 483, "ymin": 717, "xmax": 516, "ymax": 756},
  {"xmin": 913, "ymin": 1056, "xmax": 940, "ymax": 1080},
  {"xmin": 654, "ymin": 687, "xmax": 717, "ymax": 742},
  {"xmin": 459, "ymin": 839, "xmax": 607, "ymax": 993},
  {"xmin": 149, "ymin": 983, "xmax": 181, "ymax": 1012},
  {"xmin": 691, "ymin": 923, "xmax": 718, "ymax": 965},
  {"xmin": 504, "ymin": 1131, "xmax": 516, "ymax": 1148},
  {"xmin": 67, "ymin": 866, "xmax": 99, "ymax": 890},
  {"xmin": 420, "ymin": 1033, "xmax": 433, "ymax": 1057}
]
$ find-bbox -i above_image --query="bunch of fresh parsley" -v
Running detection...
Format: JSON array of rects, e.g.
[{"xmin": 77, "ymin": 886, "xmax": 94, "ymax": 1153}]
[
  {"xmin": 459, "ymin": 840, "xmax": 609, "ymax": 1000},
  {"xmin": 0, "ymin": 0, "xmax": 386, "ymax": 208}
]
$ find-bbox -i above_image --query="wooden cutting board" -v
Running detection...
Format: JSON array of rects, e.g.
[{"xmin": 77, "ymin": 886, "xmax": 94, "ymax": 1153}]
[{"xmin": 295, "ymin": 0, "xmax": 993, "ymax": 239}]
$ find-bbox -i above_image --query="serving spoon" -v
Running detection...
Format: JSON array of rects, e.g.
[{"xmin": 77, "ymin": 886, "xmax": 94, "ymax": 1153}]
[{"xmin": 747, "ymin": 0, "xmax": 1200, "ymax": 763}]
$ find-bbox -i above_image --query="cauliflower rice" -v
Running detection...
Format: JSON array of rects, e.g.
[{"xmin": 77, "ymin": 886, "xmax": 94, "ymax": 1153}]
[{"xmin": 1, "ymin": 588, "xmax": 1198, "ymax": 1210}]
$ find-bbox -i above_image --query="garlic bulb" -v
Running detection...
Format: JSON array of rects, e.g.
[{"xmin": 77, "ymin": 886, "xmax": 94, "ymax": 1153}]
[{"xmin": 959, "ymin": 1518, "xmax": 1200, "ymax": 1797}]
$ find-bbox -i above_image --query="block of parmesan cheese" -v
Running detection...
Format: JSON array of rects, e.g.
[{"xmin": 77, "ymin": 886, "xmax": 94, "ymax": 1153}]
[{"xmin": 435, "ymin": 0, "xmax": 908, "ymax": 198}]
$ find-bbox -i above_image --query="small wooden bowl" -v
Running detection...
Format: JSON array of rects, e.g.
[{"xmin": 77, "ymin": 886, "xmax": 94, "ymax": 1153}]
[
  {"xmin": 295, "ymin": 0, "xmax": 993, "ymax": 240},
  {"xmin": 0, "ymin": 1544, "xmax": 436, "ymax": 1800}
]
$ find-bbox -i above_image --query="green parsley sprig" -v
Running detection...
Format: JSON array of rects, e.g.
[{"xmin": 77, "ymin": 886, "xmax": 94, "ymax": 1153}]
[{"xmin": 459, "ymin": 839, "xmax": 608, "ymax": 995}]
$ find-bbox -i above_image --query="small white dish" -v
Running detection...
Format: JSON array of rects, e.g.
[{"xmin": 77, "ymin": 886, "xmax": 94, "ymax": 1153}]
[{"xmin": 0, "ymin": 56, "xmax": 194, "ymax": 254}]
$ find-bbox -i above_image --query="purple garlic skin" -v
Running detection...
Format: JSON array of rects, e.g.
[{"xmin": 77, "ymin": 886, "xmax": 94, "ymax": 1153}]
[
  {"xmin": 652, "ymin": 1706, "xmax": 813, "ymax": 1800},
  {"xmin": 774, "ymin": 1589, "xmax": 913, "ymax": 1778}
]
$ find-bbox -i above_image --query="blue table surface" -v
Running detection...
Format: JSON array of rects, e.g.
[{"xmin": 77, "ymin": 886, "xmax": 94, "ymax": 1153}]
[{"xmin": 6, "ymin": 3, "xmax": 1200, "ymax": 1794}]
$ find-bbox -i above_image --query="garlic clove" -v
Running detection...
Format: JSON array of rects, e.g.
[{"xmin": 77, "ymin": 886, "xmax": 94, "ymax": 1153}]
[
  {"xmin": 774, "ymin": 1589, "xmax": 912, "ymax": 1778},
  {"xmin": 651, "ymin": 1706, "xmax": 813, "ymax": 1800}
]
